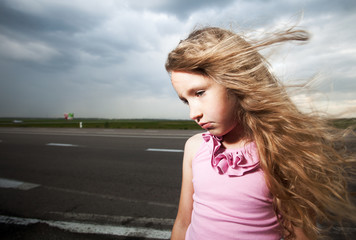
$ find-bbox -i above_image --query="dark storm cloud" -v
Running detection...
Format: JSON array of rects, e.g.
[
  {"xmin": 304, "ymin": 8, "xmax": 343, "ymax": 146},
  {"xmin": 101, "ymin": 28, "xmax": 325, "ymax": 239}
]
[
  {"xmin": 0, "ymin": 1, "xmax": 138, "ymax": 74},
  {"xmin": 0, "ymin": 1, "xmax": 103, "ymax": 34},
  {"xmin": 0, "ymin": 0, "xmax": 355, "ymax": 118}
]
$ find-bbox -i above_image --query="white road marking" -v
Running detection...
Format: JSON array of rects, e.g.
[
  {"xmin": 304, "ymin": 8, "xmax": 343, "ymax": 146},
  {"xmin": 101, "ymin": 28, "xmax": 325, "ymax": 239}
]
[
  {"xmin": 49, "ymin": 212, "xmax": 175, "ymax": 227},
  {"xmin": 0, "ymin": 177, "xmax": 176, "ymax": 208},
  {"xmin": 0, "ymin": 178, "xmax": 40, "ymax": 190},
  {"xmin": 46, "ymin": 143, "xmax": 79, "ymax": 147},
  {"xmin": 146, "ymin": 148, "xmax": 183, "ymax": 153},
  {"xmin": 0, "ymin": 215, "xmax": 171, "ymax": 239}
]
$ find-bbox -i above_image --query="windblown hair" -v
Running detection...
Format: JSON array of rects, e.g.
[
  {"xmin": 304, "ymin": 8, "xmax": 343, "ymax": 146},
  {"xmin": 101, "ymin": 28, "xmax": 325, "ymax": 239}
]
[{"xmin": 165, "ymin": 26, "xmax": 356, "ymax": 239}]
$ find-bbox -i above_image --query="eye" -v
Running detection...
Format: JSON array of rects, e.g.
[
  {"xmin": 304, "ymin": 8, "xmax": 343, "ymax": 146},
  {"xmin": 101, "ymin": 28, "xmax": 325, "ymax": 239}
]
[{"xmin": 195, "ymin": 90, "xmax": 205, "ymax": 97}]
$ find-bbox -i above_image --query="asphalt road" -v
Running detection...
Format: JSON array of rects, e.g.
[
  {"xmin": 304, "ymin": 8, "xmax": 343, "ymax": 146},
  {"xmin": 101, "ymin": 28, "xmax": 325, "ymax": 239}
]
[
  {"xmin": 0, "ymin": 127, "xmax": 355, "ymax": 239},
  {"xmin": 0, "ymin": 127, "xmax": 203, "ymax": 239}
]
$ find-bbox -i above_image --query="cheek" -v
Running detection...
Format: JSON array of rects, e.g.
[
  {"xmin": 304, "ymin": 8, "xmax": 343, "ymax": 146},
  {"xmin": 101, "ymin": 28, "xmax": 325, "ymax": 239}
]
[
  {"xmin": 211, "ymin": 99, "xmax": 227, "ymax": 116},
  {"xmin": 210, "ymin": 99, "xmax": 236, "ymax": 123},
  {"xmin": 224, "ymin": 97, "xmax": 238, "ymax": 121}
]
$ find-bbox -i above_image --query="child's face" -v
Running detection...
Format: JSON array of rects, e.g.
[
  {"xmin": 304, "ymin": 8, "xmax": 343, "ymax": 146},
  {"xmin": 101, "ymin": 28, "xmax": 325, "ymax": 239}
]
[{"xmin": 171, "ymin": 71, "xmax": 238, "ymax": 137}]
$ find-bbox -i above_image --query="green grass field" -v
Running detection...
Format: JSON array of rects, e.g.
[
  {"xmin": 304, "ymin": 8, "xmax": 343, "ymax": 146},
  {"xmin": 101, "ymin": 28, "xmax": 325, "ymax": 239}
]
[
  {"xmin": 0, "ymin": 118, "xmax": 202, "ymax": 130},
  {"xmin": 0, "ymin": 118, "xmax": 355, "ymax": 130}
]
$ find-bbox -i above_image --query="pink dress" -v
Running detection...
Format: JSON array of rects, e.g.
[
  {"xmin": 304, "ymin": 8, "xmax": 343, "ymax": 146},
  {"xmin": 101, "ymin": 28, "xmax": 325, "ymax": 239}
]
[{"xmin": 185, "ymin": 133, "xmax": 282, "ymax": 240}]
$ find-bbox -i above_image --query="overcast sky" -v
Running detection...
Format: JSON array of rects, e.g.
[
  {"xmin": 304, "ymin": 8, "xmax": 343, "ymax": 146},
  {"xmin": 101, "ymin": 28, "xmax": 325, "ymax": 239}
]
[{"xmin": 0, "ymin": 0, "xmax": 355, "ymax": 119}]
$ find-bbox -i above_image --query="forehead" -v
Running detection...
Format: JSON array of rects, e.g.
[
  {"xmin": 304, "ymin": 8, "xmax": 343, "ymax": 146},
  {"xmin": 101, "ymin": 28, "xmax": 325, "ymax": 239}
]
[{"xmin": 171, "ymin": 71, "xmax": 210, "ymax": 88}]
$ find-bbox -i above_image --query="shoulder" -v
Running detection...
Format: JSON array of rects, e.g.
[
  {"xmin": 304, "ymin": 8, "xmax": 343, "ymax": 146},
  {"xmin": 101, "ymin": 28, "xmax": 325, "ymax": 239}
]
[
  {"xmin": 183, "ymin": 133, "xmax": 204, "ymax": 161},
  {"xmin": 185, "ymin": 133, "xmax": 203, "ymax": 151}
]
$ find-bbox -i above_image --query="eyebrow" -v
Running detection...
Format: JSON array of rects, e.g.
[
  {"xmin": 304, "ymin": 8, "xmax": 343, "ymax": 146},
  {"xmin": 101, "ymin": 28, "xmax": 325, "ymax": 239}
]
[{"xmin": 178, "ymin": 95, "xmax": 187, "ymax": 102}]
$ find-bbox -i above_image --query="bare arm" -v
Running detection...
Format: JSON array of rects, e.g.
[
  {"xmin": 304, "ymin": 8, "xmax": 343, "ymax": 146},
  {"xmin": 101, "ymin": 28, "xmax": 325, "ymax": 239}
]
[{"xmin": 171, "ymin": 134, "xmax": 202, "ymax": 240}]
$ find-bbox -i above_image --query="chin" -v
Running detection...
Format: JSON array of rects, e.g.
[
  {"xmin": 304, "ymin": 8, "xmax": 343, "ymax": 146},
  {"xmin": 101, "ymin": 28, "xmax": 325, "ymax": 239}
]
[
  {"xmin": 207, "ymin": 129, "xmax": 224, "ymax": 137},
  {"xmin": 208, "ymin": 126, "xmax": 236, "ymax": 138}
]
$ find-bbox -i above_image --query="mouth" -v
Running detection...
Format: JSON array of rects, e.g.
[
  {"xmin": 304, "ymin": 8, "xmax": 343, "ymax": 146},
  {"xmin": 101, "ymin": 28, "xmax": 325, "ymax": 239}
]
[{"xmin": 199, "ymin": 122, "xmax": 213, "ymax": 129}]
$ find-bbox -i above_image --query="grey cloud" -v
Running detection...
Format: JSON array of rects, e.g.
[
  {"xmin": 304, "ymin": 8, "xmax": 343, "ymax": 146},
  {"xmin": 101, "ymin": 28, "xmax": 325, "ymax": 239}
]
[
  {"xmin": 0, "ymin": 3, "xmax": 139, "ymax": 72},
  {"xmin": 0, "ymin": 1, "xmax": 103, "ymax": 33},
  {"xmin": 128, "ymin": 0, "xmax": 237, "ymax": 19},
  {"xmin": 0, "ymin": 0, "xmax": 355, "ymax": 118},
  {"xmin": 306, "ymin": 0, "xmax": 356, "ymax": 14}
]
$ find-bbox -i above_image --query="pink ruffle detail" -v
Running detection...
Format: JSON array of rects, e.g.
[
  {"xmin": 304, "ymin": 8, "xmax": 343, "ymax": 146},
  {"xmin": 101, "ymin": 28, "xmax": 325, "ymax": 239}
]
[{"xmin": 202, "ymin": 133, "xmax": 260, "ymax": 177}]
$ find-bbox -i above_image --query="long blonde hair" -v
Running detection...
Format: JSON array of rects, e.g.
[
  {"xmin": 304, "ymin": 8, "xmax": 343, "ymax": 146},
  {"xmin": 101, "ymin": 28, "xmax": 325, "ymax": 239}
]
[{"xmin": 165, "ymin": 26, "xmax": 356, "ymax": 239}]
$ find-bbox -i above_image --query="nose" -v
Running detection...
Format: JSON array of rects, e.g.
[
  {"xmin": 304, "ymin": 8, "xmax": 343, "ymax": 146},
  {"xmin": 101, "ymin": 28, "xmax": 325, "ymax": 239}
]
[{"xmin": 189, "ymin": 105, "xmax": 203, "ymax": 122}]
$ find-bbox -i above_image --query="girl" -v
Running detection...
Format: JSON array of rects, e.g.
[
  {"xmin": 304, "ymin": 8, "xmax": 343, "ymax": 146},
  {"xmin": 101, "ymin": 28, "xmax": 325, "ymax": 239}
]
[{"xmin": 165, "ymin": 26, "xmax": 356, "ymax": 239}]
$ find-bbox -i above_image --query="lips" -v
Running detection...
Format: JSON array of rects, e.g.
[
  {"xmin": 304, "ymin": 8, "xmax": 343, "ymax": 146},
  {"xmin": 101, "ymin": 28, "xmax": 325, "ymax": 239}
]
[{"xmin": 199, "ymin": 122, "xmax": 212, "ymax": 129}]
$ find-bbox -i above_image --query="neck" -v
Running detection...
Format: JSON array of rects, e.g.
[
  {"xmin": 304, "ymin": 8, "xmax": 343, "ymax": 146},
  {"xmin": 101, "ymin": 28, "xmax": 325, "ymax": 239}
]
[{"xmin": 221, "ymin": 125, "xmax": 247, "ymax": 149}]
